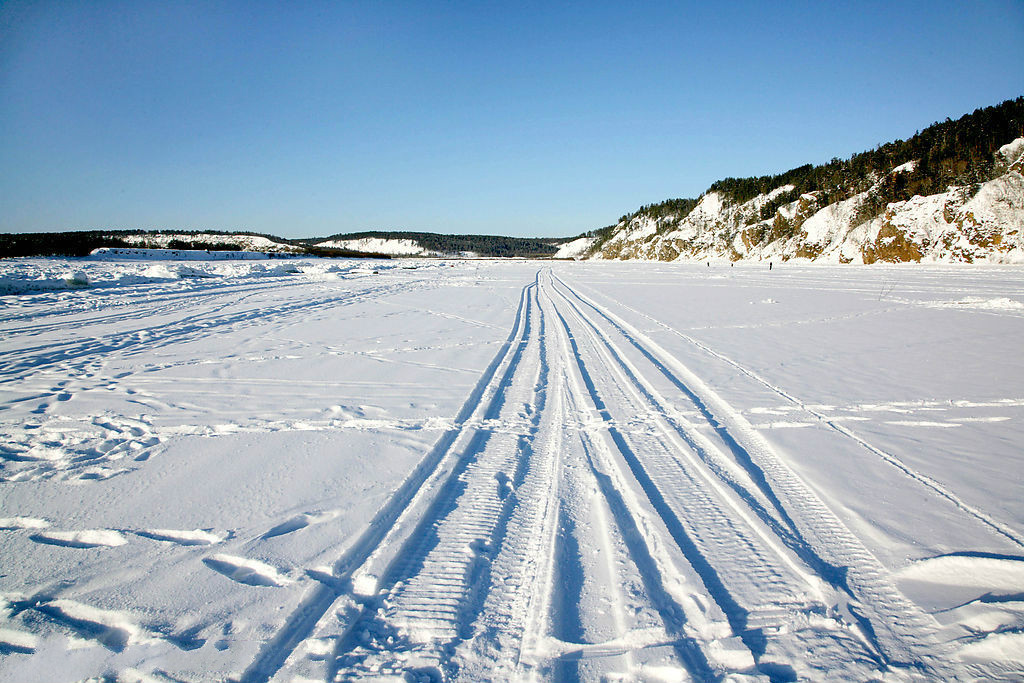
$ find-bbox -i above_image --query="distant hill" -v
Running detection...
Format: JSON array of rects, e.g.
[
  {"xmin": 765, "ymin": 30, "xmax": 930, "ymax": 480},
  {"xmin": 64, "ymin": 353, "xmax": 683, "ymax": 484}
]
[
  {"xmin": 1, "ymin": 229, "xmax": 572, "ymax": 260},
  {"xmin": 307, "ymin": 231, "xmax": 568, "ymax": 258},
  {"xmin": 582, "ymin": 96, "xmax": 1024, "ymax": 263},
  {"xmin": 0, "ymin": 230, "xmax": 385, "ymax": 259}
]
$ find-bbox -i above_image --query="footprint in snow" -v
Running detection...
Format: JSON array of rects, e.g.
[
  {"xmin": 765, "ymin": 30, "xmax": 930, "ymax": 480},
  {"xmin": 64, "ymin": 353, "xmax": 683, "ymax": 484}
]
[
  {"xmin": 203, "ymin": 554, "xmax": 292, "ymax": 587},
  {"xmin": 0, "ymin": 628, "xmax": 38, "ymax": 655},
  {"xmin": 0, "ymin": 517, "xmax": 50, "ymax": 530},
  {"xmin": 135, "ymin": 528, "xmax": 226, "ymax": 546},
  {"xmin": 29, "ymin": 529, "xmax": 127, "ymax": 548},
  {"xmin": 261, "ymin": 510, "xmax": 341, "ymax": 539}
]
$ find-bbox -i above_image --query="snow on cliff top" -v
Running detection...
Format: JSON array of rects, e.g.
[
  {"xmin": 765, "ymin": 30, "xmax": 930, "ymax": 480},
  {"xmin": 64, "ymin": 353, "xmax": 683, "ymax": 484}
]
[{"xmin": 998, "ymin": 136, "xmax": 1024, "ymax": 164}]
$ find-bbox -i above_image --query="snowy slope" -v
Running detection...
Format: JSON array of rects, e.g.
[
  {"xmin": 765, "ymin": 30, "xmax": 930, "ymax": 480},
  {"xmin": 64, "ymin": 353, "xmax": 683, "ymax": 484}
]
[
  {"xmin": 553, "ymin": 236, "xmax": 597, "ymax": 259},
  {"xmin": 1, "ymin": 258, "xmax": 1023, "ymax": 682},
  {"xmin": 591, "ymin": 137, "xmax": 1024, "ymax": 264},
  {"xmin": 316, "ymin": 237, "xmax": 431, "ymax": 256}
]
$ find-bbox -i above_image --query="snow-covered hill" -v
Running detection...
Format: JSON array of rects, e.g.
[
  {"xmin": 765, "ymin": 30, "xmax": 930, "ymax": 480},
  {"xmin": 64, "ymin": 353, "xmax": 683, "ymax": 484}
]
[
  {"xmin": 588, "ymin": 137, "xmax": 1024, "ymax": 264},
  {"xmin": 114, "ymin": 232, "xmax": 305, "ymax": 254},
  {"xmin": 316, "ymin": 236, "xmax": 431, "ymax": 256},
  {"xmin": 553, "ymin": 236, "xmax": 598, "ymax": 259}
]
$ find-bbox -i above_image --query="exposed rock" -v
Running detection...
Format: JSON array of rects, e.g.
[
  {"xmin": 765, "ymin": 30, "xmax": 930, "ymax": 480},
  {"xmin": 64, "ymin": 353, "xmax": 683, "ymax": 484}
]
[{"xmin": 587, "ymin": 137, "xmax": 1024, "ymax": 264}]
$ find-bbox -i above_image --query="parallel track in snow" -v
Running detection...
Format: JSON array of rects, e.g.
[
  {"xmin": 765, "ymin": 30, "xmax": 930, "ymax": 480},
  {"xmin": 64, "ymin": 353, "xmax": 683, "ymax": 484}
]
[
  {"xmin": 238, "ymin": 267, "xmax": 960, "ymax": 682},
  {"xmin": 546, "ymin": 272, "xmax": 951, "ymax": 679},
  {"xmin": 0, "ymin": 276, "xmax": 430, "ymax": 382},
  {"xmin": 574, "ymin": 280, "xmax": 1024, "ymax": 552}
]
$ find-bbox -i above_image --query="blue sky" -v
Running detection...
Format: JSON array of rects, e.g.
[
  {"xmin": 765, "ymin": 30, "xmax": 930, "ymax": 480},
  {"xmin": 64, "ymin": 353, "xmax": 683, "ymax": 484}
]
[{"xmin": 1, "ymin": 1, "xmax": 1022, "ymax": 239}]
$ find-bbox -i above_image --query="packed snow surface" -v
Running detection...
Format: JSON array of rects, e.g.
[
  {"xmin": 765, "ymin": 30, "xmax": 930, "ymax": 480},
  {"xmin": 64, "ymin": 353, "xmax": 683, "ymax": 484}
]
[{"xmin": 1, "ymin": 257, "xmax": 1022, "ymax": 682}]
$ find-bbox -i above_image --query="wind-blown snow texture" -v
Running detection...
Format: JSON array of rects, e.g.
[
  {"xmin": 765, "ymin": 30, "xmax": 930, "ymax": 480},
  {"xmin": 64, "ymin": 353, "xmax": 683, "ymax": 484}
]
[
  {"xmin": 1, "ymin": 257, "xmax": 1022, "ymax": 682},
  {"xmin": 589, "ymin": 137, "xmax": 1024, "ymax": 264}
]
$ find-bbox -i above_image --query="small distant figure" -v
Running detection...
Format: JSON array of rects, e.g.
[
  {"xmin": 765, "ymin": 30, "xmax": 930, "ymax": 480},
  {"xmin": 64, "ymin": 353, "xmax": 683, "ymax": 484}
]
[
  {"xmin": 769, "ymin": 261, "xmax": 773, "ymax": 271},
  {"xmin": 707, "ymin": 261, "xmax": 710, "ymax": 267}
]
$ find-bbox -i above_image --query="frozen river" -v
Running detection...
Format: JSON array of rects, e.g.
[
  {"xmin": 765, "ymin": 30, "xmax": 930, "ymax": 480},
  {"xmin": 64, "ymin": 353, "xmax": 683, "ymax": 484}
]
[{"xmin": 1, "ymin": 256, "xmax": 1022, "ymax": 682}]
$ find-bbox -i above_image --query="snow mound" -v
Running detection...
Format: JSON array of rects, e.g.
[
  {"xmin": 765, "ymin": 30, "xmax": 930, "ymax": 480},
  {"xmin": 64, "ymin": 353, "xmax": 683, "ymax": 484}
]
[
  {"xmin": 998, "ymin": 136, "xmax": 1024, "ymax": 165},
  {"xmin": 0, "ymin": 517, "xmax": 49, "ymax": 530},
  {"xmin": 896, "ymin": 554, "xmax": 1024, "ymax": 593},
  {"xmin": 928, "ymin": 297, "xmax": 1024, "ymax": 311},
  {"xmin": 960, "ymin": 632, "xmax": 1024, "ymax": 664},
  {"xmin": 37, "ymin": 599, "xmax": 160, "ymax": 648},
  {"xmin": 0, "ymin": 256, "xmax": 397, "ymax": 296}
]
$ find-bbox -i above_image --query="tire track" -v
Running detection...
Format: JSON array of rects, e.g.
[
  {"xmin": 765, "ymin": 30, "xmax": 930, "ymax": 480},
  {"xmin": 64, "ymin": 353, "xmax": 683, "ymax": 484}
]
[
  {"xmin": 235, "ymin": 281, "xmax": 534, "ymax": 683},
  {"xmin": 329, "ymin": 279, "xmax": 548, "ymax": 681},
  {"xmin": 689, "ymin": 336, "xmax": 1024, "ymax": 550},
  {"xmin": 548, "ymin": 275, "xmax": 866, "ymax": 679},
  {"xmin": 543, "ymin": 278, "xmax": 743, "ymax": 682},
  {"xmin": 1, "ymin": 278, "xmax": 426, "ymax": 382},
  {"xmin": 579, "ymin": 279, "xmax": 1024, "ymax": 551},
  {"xmin": 451, "ymin": 280, "xmax": 566, "ymax": 681},
  {"xmin": 233, "ymin": 266, "xmax": 967, "ymax": 682},
  {"xmin": 548, "ymin": 271, "xmax": 954, "ymax": 679}
]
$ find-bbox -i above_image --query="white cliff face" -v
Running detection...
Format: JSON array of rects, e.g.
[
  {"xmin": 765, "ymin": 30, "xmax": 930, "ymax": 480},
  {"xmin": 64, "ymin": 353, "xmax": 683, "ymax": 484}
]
[
  {"xmin": 554, "ymin": 236, "xmax": 598, "ymax": 259},
  {"xmin": 316, "ymin": 237, "xmax": 429, "ymax": 255},
  {"xmin": 589, "ymin": 138, "xmax": 1024, "ymax": 264}
]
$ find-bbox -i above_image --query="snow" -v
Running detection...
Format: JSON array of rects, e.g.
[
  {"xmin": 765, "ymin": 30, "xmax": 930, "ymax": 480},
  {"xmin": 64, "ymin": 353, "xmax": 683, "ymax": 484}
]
[
  {"xmin": 114, "ymin": 233, "xmax": 302, "ymax": 253},
  {"xmin": 1, "ymin": 257, "xmax": 1022, "ymax": 681},
  {"xmin": 998, "ymin": 136, "xmax": 1024, "ymax": 165},
  {"xmin": 90, "ymin": 247, "xmax": 284, "ymax": 261},
  {"xmin": 554, "ymin": 236, "xmax": 596, "ymax": 259},
  {"xmin": 29, "ymin": 529, "xmax": 128, "ymax": 549},
  {"xmin": 896, "ymin": 554, "xmax": 1024, "ymax": 593},
  {"xmin": 0, "ymin": 256, "xmax": 396, "ymax": 296},
  {"xmin": 592, "ymin": 139, "xmax": 1024, "ymax": 264},
  {"xmin": 316, "ymin": 237, "xmax": 429, "ymax": 256}
]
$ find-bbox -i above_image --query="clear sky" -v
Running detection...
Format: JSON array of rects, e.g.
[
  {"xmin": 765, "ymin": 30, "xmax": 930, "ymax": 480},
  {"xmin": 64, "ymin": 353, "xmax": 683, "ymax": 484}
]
[{"xmin": 1, "ymin": 1, "xmax": 1022, "ymax": 239}]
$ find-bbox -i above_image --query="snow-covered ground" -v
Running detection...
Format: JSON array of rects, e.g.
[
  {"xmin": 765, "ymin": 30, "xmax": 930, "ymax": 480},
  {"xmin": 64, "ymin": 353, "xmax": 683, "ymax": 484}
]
[{"xmin": 1, "ymin": 257, "xmax": 1022, "ymax": 682}]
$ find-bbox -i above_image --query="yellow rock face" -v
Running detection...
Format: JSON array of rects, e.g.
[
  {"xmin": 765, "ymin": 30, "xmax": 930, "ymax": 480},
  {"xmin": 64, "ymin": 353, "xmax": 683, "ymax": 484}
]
[{"xmin": 861, "ymin": 222, "xmax": 924, "ymax": 264}]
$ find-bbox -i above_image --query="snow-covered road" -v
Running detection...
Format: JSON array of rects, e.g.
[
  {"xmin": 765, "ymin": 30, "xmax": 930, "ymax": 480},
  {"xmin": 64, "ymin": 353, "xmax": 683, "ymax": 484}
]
[{"xmin": 1, "ymin": 258, "xmax": 1022, "ymax": 682}]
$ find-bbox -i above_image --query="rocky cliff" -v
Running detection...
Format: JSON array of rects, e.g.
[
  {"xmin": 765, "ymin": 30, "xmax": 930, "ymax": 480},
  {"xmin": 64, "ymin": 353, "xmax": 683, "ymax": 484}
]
[{"xmin": 586, "ymin": 136, "xmax": 1024, "ymax": 265}]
